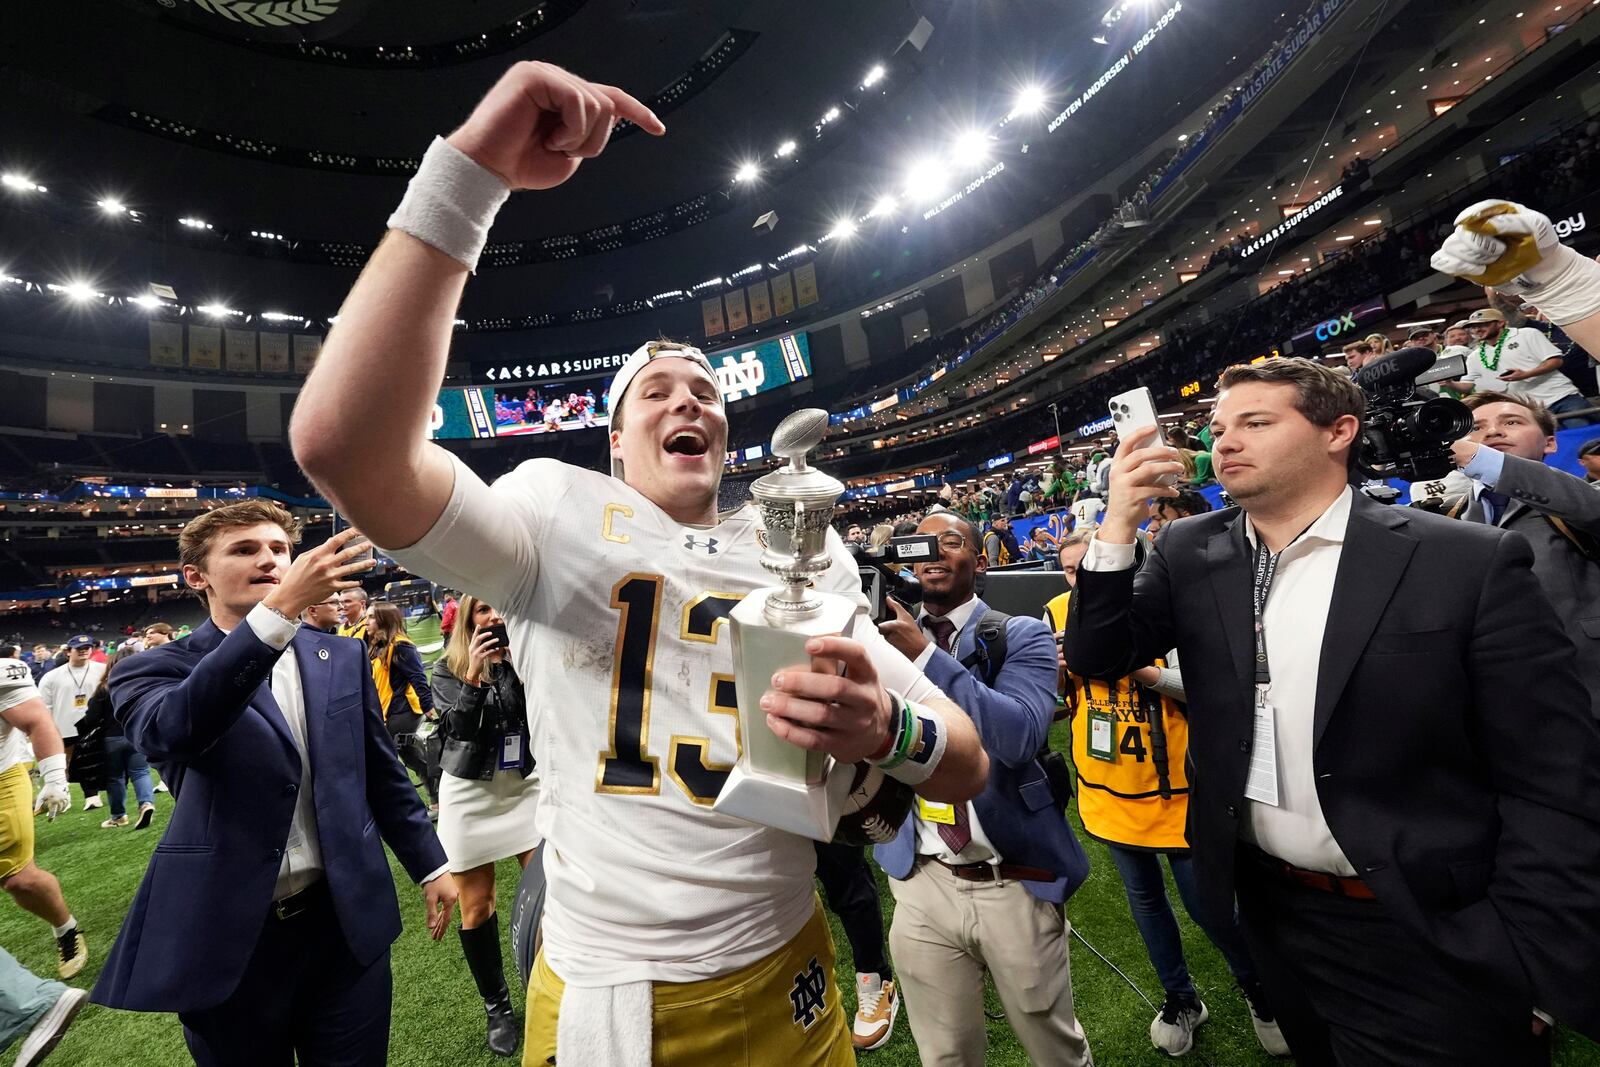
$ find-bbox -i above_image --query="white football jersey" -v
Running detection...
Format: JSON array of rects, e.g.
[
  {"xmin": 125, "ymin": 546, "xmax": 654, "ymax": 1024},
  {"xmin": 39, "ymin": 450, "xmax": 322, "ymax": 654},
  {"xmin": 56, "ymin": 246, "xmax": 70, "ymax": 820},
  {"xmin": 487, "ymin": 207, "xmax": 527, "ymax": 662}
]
[
  {"xmin": 0, "ymin": 658, "xmax": 41, "ymax": 775},
  {"xmin": 389, "ymin": 456, "xmax": 945, "ymax": 986}
]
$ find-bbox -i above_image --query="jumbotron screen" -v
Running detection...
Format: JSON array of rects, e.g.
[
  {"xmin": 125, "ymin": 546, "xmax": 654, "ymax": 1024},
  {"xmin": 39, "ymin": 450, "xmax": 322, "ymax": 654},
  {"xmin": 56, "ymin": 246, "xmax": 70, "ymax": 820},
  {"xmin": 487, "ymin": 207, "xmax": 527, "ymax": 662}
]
[{"xmin": 429, "ymin": 333, "xmax": 811, "ymax": 440}]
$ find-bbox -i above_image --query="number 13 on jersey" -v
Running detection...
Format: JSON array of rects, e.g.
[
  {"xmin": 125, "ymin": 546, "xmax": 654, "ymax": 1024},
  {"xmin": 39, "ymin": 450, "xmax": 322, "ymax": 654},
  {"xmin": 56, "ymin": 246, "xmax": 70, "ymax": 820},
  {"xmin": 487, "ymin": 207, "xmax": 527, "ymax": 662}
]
[{"xmin": 597, "ymin": 574, "xmax": 746, "ymax": 805}]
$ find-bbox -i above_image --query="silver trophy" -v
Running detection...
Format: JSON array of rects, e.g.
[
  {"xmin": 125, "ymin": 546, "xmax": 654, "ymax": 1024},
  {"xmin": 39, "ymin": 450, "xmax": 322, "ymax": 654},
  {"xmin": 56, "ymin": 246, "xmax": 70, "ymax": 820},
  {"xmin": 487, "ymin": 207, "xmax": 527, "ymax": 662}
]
[{"xmin": 712, "ymin": 409, "xmax": 859, "ymax": 840}]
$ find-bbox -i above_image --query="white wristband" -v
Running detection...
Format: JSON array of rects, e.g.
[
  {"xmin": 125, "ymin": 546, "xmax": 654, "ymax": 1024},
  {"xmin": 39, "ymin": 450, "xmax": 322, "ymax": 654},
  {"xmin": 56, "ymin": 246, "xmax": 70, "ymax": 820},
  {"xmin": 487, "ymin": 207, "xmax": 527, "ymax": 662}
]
[
  {"xmin": 1518, "ymin": 244, "xmax": 1600, "ymax": 327},
  {"xmin": 875, "ymin": 691, "xmax": 949, "ymax": 787},
  {"xmin": 387, "ymin": 137, "xmax": 511, "ymax": 273},
  {"xmin": 36, "ymin": 753, "xmax": 66, "ymax": 787}
]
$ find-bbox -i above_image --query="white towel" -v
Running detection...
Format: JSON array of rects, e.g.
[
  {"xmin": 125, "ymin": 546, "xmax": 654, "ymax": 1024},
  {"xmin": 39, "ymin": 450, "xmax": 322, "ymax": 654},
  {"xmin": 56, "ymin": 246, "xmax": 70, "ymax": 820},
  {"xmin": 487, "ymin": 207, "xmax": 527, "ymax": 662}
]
[{"xmin": 555, "ymin": 979, "xmax": 654, "ymax": 1067}]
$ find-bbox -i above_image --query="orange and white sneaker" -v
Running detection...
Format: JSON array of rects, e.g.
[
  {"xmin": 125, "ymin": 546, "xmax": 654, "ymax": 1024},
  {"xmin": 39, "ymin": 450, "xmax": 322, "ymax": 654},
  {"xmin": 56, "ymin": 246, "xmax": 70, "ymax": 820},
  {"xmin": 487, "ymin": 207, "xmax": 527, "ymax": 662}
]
[{"xmin": 851, "ymin": 972, "xmax": 899, "ymax": 1051}]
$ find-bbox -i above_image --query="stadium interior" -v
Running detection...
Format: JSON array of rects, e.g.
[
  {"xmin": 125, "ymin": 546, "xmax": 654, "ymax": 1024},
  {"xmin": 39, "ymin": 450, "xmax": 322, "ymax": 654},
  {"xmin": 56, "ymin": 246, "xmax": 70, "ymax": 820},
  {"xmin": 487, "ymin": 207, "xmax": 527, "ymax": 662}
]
[{"xmin": 2, "ymin": 0, "xmax": 1599, "ymax": 1063}]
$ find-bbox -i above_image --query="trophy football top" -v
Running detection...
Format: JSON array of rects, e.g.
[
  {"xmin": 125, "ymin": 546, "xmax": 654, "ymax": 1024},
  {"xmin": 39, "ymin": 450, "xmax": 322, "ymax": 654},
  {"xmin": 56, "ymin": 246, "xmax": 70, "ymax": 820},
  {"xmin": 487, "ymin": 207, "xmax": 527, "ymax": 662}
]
[{"xmin": 770, "ymin": 409, "xmax": 830, "ymax": 468}]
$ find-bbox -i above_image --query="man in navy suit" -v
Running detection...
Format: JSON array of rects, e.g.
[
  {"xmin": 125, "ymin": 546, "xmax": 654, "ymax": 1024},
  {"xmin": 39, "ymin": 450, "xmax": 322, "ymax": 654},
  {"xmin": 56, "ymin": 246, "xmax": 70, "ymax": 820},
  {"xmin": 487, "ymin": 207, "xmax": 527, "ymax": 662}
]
[
  {"xmin": 875, "ymin": 510, "xmax": 1093, "ymax": 1067},
  {"xmin": 93, "ymin": 501, "xmax": 457, "ymax": 1066}
]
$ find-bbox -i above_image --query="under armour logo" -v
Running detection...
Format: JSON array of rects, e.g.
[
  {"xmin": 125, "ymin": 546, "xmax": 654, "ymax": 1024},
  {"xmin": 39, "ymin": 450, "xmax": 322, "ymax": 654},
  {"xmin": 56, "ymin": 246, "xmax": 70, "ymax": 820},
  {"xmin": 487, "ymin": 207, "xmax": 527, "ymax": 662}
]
[
  {"xmin": 683, "ymin": 534, "xmax": 719, "ymax": 555},
  {"xmin": 790, "ymin": 956, "xmax": 827, "ymax": 1029}
]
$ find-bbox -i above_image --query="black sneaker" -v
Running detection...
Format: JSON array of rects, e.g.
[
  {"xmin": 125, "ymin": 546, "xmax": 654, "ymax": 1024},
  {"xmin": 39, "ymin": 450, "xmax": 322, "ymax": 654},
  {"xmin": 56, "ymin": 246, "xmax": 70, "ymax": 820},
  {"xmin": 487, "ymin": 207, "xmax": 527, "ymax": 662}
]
[{"xmin": 56, "ymin": 927, "xmax": 87, "ymax": 980}]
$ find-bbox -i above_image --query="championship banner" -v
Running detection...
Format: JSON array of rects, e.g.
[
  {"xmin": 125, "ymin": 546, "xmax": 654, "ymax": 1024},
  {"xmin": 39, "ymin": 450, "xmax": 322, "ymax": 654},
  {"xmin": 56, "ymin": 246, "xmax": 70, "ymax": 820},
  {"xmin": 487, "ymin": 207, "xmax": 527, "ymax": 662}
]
[
  {"xmin": 188, "ymin": 325, "xmax": 222, "ymax": 370},
  {"xmin": 748, "ymin": 279, "xmax": 772, "ymax": 325},
  {"xmin": 225, "ymin": 328, "xmax": 258, "ymax": 373},
  {"xmin": 770, "ymin": 271, "xmax": 796, "ymax": 316},
  {"xmin": 258, "ymin": 331, "xmax": 291, "ymax": 374},
  {"xmin": 724, "ymin": 288, "xmax": 749, "ymax": 331},
  {"xmin": 793, "ymin": 262, "xmax": 819, "ymax": 308},
  {"xmin": 293, "ymin": 334, "xmax": 322, "ymax": 374},
  {"xmin": 148, "ymin": 321, "xmax": 183, "ymax": 368},
  {"xmin": 702, "ymin": 295, "xmax": 727, "ymax": 337}
]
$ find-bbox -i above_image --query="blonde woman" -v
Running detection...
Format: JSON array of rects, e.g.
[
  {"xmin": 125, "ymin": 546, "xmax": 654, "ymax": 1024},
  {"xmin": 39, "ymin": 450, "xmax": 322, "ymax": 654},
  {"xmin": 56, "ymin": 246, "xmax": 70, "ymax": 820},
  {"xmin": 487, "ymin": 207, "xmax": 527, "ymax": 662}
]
[{"xmin": 429, "ymin": 596, "xmax": 539, "ymax": 1057}]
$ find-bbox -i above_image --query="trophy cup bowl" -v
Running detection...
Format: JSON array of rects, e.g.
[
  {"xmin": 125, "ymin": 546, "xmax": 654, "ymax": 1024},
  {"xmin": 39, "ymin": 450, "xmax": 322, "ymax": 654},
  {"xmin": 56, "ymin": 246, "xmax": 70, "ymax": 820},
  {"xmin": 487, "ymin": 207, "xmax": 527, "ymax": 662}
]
[{"xmin": 712, "ymin": 408, "xmax": 859, "ymax": 840}]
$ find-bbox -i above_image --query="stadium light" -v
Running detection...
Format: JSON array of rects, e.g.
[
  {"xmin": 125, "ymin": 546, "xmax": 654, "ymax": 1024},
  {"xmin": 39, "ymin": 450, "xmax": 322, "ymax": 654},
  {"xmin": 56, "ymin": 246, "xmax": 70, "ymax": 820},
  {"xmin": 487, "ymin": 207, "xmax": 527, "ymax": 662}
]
[
  {"xmin": 197, "ymin": 303, "xmax": 239, "ymax": 317},
  {"xmin": 2, "ymin": 173, "xmax": 44, "ymax": 193},
  {"xmin": 1009, "ymin": 85, "xmax": 1048, "ymax": 118},
  {"xmin": 903, "ymin": 158, "xmax": 948, "ymax": 202},
  {"xmin": 774, "ymin": 140, "xmax": 798, "ymax": 158},
  {"xmin": 52, "ymin": 281, "xmax": 100, "ymax": 302},
  {"xmin": 951, "ymin": 130, "xmax": 992, "ymax": 167},
  {"xmin": 862, "ymin": 64, "xmax": 886, "ymax": 88},
  {"xmin": 826, "ymin": 218, "xmax": 857, "ymax": 241},
  {"xmin": 96, "ymin": 198, "xmax": 128, "ymax": 216},
  {"xmin": 129, "ymin": 295, "xmax": 163, "ymax": 309},
  {"xmin": 866, "ymin": 195, "xmax": 898, "ymax": 219},
  {"xmin": 734, "ymin": 161, "xmax": 760, "ymax": 183},
  {"xmin": 179, "ymin": 217, "xmax": 213, "ymax": 230}
]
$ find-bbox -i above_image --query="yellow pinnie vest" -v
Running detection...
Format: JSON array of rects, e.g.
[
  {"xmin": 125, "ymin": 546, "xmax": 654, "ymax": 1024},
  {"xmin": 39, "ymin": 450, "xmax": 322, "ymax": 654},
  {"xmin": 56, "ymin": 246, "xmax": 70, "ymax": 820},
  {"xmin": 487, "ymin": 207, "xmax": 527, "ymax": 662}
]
[
  {"xmin": 370, "ymin": 635, "xmax": 422, "ymax": 722},
  {"xmin": 1046, "ymin": 591, "xmax": 1191, "ymax": 850}
]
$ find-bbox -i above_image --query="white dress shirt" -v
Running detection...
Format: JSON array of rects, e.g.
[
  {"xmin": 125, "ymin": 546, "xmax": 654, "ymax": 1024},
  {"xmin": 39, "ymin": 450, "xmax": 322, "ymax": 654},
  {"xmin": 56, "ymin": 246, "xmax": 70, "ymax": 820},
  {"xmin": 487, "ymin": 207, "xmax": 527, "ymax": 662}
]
[
  {"xmin": 239, "ymin": 604, "xmax": 448, "ymax": 899},
  {"xmin": 1083, "ymin": 487, "xmax": 1358, "ymax": 875},
  {"xmin": 911, "ymin": 595, "xmax": 1003, "ymax": 865}
]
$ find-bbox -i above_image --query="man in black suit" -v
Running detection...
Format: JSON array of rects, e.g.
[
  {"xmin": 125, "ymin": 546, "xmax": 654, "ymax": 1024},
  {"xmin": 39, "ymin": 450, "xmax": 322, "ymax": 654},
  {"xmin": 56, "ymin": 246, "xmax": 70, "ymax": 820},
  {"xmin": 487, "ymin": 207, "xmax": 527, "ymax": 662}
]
[{"xmin": 1062, "ymin": 358, "xmax": 1600, "ymax": 1065}]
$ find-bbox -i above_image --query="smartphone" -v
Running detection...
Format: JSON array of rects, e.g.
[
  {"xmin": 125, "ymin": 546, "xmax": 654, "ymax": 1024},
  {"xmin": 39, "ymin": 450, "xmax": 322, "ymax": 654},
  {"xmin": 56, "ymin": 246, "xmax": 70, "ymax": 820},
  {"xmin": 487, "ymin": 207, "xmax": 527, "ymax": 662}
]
[
  {"xmin": 1108, "ymin": 386, "xmax": 1178, "ymax": 485},
  {"xmin": 483, "ymin": 623, "xmax": 509, "ymax": 652}
]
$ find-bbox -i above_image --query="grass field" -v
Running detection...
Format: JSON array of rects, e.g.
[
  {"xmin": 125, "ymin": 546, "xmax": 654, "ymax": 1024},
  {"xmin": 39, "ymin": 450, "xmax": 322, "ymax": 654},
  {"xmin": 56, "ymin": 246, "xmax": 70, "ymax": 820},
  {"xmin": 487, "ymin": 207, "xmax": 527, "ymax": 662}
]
[{"xmin": 5, "ymin": 723, "xmax": 1598, "ymax": 1066}]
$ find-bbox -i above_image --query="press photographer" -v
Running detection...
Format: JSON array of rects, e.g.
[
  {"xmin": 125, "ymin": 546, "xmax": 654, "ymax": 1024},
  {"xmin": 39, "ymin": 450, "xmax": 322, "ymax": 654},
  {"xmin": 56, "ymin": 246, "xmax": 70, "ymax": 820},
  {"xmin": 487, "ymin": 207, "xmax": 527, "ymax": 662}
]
[
  {"xmin": 873, "ymin": 511, "xmax": 1092, "ymax": 1066},
  {"xmin": 1447, "ymin": 393, "xmax": 1600, "ymax": 717}
]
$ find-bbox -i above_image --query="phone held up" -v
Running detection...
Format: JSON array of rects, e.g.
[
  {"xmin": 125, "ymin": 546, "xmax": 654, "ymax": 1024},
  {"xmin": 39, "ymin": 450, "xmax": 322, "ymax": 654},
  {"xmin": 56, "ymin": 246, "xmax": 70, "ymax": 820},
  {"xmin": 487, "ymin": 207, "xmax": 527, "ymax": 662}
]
[{"xmin": 1108, "ymin": 386, "xmax": 1178, "ymax": 486}]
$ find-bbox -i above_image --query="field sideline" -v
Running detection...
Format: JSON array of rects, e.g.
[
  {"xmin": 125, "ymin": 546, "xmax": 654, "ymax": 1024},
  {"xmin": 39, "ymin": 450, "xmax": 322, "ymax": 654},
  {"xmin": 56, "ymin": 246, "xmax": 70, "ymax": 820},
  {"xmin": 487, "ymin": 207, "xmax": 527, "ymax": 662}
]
[{"xmin": 4, "ymin": 721, "xmax": 1596, "ymax": 1066}]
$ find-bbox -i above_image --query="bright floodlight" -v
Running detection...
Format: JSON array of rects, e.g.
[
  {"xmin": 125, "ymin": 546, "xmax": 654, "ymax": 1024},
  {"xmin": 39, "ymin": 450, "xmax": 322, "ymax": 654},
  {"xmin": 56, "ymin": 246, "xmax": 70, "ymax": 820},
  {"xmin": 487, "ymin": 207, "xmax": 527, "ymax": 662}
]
[
  {"xmin": 775, "ymin": 140, "xmax": 798, "ymax": 158},
  {"xmin": 862, "ymin": 64, "xmax": 886, "ymax": 88},
  {"xmin": 129, "ymin": 295, "xmax": 163, "ymax": 309},
  {"xmin": 868, "ymin": 195, "xmax": 898, "ymax": 219},
  {"xmin": 59, "ymin": 281, "xmax": 98, "ymax": 302},
  {"xmin": 198, "ymin": 303, "xmax": 237, "ymax": 317},
  {"xmin": 1, "ymin": 173, "xmax": 40, "ymax": 192},
  {"xmin": 951, "ymin": 130, "xmax": 992, "ymax": 166},
  {"xmin": 827, "ymin": 218, "xmax": 857, "ymax": 241},
  {"xmin": 1011, "ymin": 86, "xmax": 1047, "ymax": 117},
  {"xmin": 97, "ymin": 198, "xmax": 127, "ymax": 215},
  {"xmin": 903, "ymin": 158, "xmax": 948, "ymax": 203},
  {"xmin": 734, "ymin": 161, "xmax": 760, "ymax": 182}
]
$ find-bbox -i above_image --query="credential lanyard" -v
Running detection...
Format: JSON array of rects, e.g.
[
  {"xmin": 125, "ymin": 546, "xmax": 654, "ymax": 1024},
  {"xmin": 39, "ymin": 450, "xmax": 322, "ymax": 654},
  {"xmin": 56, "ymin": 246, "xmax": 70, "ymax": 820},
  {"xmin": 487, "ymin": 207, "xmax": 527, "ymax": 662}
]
[{"xmin": 1249, "ymin": 523, "xmax": 1316, "ymax": 689}]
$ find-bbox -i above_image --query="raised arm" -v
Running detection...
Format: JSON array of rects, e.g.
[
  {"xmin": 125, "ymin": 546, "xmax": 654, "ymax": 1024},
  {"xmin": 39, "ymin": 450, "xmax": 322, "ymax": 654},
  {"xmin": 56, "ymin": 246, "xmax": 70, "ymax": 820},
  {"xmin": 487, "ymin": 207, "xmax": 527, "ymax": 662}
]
[
  {"xmin": 1432, "ymin": 200, "xmax": 1600, "ymax": 364},
  {"xmin": 289, "ymin": 62, "xmax": 664, "ymax": 550}
]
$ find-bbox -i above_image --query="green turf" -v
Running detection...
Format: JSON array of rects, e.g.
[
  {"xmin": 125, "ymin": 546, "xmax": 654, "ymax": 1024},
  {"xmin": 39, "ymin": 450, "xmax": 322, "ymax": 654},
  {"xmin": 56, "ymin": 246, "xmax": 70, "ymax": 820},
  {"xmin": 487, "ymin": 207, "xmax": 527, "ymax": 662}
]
[{"xmin": 6, "ymin": 748, "xmax": 1599, "ymax": 1066}]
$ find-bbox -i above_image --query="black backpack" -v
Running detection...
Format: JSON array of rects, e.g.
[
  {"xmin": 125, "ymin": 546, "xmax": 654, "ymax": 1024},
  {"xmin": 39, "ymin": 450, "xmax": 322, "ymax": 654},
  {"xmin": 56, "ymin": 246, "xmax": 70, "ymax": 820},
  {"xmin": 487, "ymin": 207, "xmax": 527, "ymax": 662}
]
[{"xmin": 957, "ymin": 609, "xmax": 1074, "ymax": 809}]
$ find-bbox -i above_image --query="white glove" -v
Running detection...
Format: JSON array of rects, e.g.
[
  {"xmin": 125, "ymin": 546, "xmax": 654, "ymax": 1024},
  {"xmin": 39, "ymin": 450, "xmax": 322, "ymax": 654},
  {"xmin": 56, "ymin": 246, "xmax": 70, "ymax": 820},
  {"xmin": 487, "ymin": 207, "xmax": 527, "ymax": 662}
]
[
  {"xmin": 1431, "ymin": 199, "xmax": 1600, "ymax": 325},
  {"xmin": 33, "ymin": 753, "xmax": 69, "ymax": 821}
]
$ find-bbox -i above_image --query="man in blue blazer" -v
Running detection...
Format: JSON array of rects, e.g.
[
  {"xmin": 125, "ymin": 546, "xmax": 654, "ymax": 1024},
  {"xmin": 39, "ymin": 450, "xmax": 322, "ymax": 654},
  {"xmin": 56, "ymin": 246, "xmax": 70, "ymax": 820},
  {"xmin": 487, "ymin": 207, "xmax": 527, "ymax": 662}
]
[
  {"xmin": 875, "ymin": 510, "xmax": 1092, "ymax": 1067},
  {"xmin": 94, "ymin": 501, "xmax": 456, "ymax": 1066}
]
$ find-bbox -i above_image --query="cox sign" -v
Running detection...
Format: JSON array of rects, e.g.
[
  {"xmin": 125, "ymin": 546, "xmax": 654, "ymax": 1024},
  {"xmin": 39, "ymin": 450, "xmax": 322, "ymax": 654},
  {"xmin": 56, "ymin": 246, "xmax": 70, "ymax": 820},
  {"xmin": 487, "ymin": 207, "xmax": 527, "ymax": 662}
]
[{"xmin": 1291, "ymin": 297, "xmax": 1387, "ymax": 347}]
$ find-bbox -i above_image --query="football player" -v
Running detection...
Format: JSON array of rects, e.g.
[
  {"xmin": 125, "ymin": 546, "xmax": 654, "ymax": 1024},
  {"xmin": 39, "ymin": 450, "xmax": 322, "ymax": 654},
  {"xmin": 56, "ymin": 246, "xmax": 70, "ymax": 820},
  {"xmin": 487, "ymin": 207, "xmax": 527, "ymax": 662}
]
[
  {"xmin": 291, "ymin": 61, "xmax": 988, "ymax": 1067},
  {"xmin": 0, "ymin": 654, "xmax": 86, "ymax": 980}
]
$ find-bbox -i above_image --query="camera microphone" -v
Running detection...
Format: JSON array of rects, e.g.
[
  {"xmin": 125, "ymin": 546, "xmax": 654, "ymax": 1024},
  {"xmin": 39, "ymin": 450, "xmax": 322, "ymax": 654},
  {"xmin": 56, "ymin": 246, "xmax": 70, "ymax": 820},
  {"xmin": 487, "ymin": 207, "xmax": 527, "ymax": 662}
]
[{"xmin": 1353, "ymin": 346, "xmax": 1437, "ymax": 394}]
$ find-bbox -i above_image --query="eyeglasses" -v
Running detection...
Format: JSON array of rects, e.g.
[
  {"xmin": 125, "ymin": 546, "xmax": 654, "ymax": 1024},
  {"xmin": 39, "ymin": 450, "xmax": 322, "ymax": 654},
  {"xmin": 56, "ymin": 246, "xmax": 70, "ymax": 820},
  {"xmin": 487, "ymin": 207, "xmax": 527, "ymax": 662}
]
[{"xmin": 934, "ymin": 533, "xmax": 970, "ymax": 552}]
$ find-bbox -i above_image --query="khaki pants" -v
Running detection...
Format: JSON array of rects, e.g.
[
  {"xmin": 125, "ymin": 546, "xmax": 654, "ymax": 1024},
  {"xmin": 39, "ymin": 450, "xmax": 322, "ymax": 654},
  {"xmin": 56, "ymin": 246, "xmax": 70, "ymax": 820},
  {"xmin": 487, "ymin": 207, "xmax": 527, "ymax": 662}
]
[{"xmin": 889, "ymin": 859, "xmax": 1092, "ymax": 1067}]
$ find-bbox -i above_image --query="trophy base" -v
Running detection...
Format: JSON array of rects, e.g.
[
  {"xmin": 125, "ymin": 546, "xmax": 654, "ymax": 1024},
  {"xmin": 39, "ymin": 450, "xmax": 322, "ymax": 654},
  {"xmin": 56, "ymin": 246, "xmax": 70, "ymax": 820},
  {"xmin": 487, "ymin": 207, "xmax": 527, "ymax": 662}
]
[{"xmin": 714, "ymin": 759, "xmax": 857, "ymax": 842}]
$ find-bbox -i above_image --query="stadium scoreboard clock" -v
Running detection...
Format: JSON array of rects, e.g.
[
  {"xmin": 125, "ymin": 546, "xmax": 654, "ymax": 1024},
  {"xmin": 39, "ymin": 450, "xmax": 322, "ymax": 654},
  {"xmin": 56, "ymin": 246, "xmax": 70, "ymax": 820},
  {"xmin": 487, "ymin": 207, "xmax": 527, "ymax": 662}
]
[{"xmin": 1180, "ymin": 380, "xmax": 1201, "ymax": 398}]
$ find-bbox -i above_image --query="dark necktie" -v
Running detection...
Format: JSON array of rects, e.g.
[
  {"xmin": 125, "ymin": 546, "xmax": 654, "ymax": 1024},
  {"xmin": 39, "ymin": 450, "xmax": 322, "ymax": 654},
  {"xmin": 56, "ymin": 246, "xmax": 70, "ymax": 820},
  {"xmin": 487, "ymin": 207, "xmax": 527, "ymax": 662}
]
[
  {"xmin": 922, "ymin": 615, "xmax": 957, "ymax": 656},
  {"xmin": 1481, "ymin": 489, "xmax": 1511, "ymax": 525},
  {"xmin": 919, "ymin": 615, "xmax": 972, "ymax": 852}
]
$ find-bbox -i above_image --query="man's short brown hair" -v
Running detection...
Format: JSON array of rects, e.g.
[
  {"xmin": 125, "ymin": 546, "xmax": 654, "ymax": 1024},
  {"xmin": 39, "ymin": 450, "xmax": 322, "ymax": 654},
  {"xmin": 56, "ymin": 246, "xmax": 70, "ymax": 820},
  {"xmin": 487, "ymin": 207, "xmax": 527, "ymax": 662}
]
[
  {"xmin": 177, "ymin": 500, "xmax": 302, "ymax": 599},
  {"xmin": 1217, "ymin": 358, "xmax": 1367, "ymax": 429},
  {"xmin": 1463, "ymin": 391, "xmax": 1557, "ymax": 437}
]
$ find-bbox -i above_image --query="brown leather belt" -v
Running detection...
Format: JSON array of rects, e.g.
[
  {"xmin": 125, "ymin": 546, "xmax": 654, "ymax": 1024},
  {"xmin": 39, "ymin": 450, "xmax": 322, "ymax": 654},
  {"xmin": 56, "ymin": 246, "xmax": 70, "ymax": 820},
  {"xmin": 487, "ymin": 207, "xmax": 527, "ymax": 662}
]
[
  {"xmin": 1247, "ymin": 848, "xmax": 1377, "ymax": 900},
  {"xmin": 925, "ymin": 857, "xmax": 1057, "ymax": 884}
]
